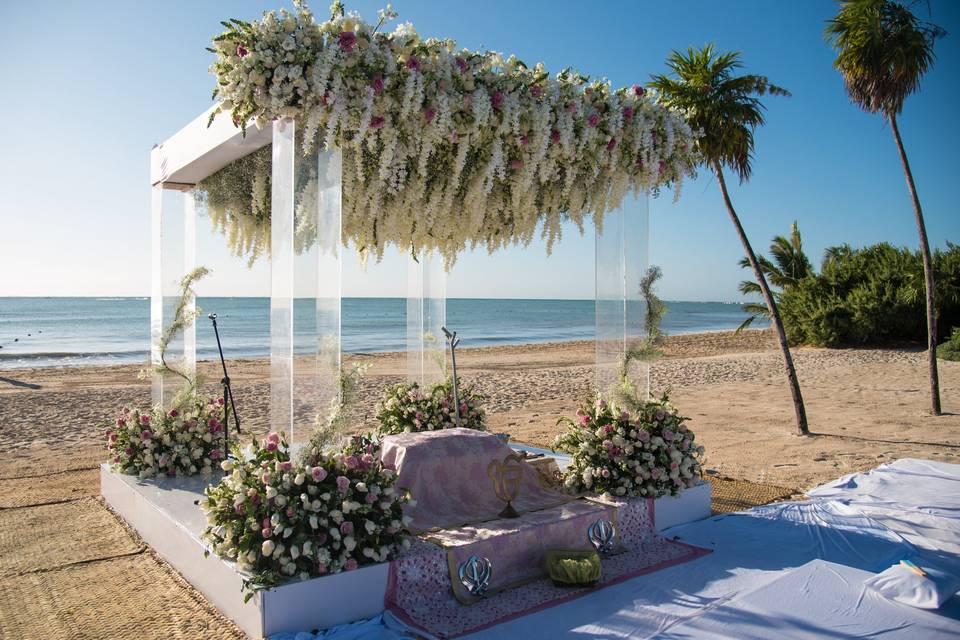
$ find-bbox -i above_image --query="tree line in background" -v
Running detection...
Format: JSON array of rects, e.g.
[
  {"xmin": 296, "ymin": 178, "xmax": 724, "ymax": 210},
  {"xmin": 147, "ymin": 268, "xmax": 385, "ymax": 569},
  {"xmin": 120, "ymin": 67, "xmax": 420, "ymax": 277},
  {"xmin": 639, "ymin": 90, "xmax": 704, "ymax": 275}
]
[
  {"xmin": 738, "ymin": 224, "xmax": 960, "ymax": 349},
  {"xmin": 652, "ymin": 0, "xmax": 948, "ymax": 433}
]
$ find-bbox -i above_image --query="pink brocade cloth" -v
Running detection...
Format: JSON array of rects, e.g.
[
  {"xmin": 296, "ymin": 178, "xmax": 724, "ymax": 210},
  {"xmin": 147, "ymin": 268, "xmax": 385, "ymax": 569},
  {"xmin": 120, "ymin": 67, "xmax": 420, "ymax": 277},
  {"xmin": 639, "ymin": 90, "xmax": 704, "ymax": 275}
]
[
  {"xmin": 385, "ymin": 498, "xmax": 712, "ymax": 639},
  {"xmin": 380, "ymin": 428, "xmax": 573, "ymax": 533}
]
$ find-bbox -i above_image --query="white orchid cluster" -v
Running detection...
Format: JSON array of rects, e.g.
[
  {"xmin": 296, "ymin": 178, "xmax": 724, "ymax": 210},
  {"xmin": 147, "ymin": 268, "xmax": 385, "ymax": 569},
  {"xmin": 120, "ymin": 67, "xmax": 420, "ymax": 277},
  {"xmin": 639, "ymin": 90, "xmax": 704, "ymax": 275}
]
[
  {"xmin": 105, "ymin": 396, "xmax": 230, "ymax": 478},
  {"xmin": 201, "ymin": 431, "xmax": 411, "ymax": 598},
  {"xmin": 553, "ymin": 394, "xmax": 704, "ymax": 499},
  {"xmin": 205, "ymin": 2, "xmax": 699, "ymax": 264}
]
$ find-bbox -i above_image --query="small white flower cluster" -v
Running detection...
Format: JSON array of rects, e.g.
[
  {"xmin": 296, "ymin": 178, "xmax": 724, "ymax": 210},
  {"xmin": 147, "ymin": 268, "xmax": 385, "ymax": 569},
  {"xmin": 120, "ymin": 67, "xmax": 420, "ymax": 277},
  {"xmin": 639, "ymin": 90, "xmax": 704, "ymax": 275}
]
[
  {"xmin": 204, "ymin": 4, "xmax": 699, "ymax": 265},
  {"xmin": 375, "ymin": 378, "xmax": 485, "ymax": 435},
  {"xmin": 201, "ymin": 431, "xmax": 410, "ymax": 597},
  {"xmin": 553, "ymin": 394, "xmax": 704, "ymax": 499},
  {"xmin": 105, "ymin": 396, "xmax": 230, "ymax": 478}
]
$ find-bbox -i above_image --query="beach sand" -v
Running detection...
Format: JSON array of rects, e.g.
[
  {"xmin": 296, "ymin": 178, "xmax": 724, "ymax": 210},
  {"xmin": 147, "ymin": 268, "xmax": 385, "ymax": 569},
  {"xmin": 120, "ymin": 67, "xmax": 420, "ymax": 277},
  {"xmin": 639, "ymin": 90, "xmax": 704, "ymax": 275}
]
[
  {"xmin": 1, "ymin": 328, "xmax": 958, "ymax": 488},
  {"xmin": 2, "ymin": 329, "xmax": 959, "ymax": 638}
]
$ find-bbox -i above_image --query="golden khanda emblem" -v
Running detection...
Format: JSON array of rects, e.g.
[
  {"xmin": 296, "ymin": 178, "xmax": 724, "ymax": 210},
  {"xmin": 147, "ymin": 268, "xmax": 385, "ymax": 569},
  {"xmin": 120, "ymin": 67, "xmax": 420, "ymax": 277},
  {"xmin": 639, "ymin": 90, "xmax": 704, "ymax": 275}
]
[{"xmin": 486, "ymin": 453, "xmax": 524, "ymax": 518}]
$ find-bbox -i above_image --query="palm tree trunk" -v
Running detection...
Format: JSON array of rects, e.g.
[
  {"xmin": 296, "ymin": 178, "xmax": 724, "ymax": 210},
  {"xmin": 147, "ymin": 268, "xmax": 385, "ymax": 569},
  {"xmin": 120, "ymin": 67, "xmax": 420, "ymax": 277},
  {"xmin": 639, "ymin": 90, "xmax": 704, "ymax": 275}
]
[
  {"xmin": 889, "ymin": 114, "xmax": 941, "ymax": 416},
  {"xmin": 714, "ymin": 162, "xmax": 810, "ymax": 436}
]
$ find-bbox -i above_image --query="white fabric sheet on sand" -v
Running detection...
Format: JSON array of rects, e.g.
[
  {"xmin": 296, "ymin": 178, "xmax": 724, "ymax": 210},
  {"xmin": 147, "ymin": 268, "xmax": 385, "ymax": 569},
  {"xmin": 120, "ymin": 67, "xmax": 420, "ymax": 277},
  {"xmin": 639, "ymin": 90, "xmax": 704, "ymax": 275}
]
[{"xmin": 274, "ymin": 459, "xmax": 960, "ymax": 639}]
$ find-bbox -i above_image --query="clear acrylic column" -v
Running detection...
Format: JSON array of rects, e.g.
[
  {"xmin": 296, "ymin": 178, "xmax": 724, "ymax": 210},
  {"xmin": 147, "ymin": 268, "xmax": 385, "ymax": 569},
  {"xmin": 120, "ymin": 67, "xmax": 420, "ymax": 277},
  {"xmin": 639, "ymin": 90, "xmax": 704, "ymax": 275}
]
[
  {"xmin": 270, "ymin": 119, "xmax": 342, "ymax": 446},
  {"xmin": 595, "ymin": 194, "xmax": 650, "ymax": 400},
  {"xmin": 150, "ymin": 185, "xmax": 196, "ymax": 408},
  {"xmin": 407, "ymin": 251, "xmax": 447, "ymax": 384}
]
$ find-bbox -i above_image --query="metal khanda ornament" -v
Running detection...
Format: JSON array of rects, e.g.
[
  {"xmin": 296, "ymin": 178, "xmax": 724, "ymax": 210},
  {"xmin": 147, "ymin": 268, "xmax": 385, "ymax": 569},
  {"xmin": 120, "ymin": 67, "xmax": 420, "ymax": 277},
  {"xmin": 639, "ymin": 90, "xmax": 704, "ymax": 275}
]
[
  {"xmin": 588, "ymin": 518, "xmax": 617, "ymax": 555},
  {"xmin": 458, "ymin": 555, "xmax": 492, "ymax": 597},
  {"xmin": 487, "ymin": 453, "xmax": 524, "ymax": 518}
]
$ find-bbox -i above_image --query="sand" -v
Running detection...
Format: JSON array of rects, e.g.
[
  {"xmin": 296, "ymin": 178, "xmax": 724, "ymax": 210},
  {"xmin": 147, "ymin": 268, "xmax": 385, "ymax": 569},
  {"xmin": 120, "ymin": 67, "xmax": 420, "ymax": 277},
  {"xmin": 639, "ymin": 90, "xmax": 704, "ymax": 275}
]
[{"xmin": 1, "ymin": 328, "xmax": 958, "ymax": 489}]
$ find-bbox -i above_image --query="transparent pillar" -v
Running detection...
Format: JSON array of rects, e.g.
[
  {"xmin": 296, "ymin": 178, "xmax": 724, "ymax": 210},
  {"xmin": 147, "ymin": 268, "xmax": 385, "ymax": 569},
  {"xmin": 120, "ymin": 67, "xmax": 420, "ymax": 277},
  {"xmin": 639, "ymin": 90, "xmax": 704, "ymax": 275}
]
[
  {"xmin": 595, "ymin": 194, "xmax": 650, "ymax": 401},
  {"xmin": 407, "ymin": 250, "xmax": 447, "ymax": 385},
  {"xmin": 270, "ymin": 119, "xmax": 342, "ymax": 446},
  {"xmin": 151, "ymin": 185, "xmax": 196, "ymax": 408}
]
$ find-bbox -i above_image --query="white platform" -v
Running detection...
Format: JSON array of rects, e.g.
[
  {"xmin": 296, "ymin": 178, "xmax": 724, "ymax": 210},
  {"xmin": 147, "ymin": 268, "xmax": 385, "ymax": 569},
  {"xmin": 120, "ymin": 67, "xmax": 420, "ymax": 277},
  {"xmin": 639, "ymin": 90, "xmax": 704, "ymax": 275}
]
[
  {"xmin": 100, "ymin": 466, "xmax": 389, "ymax": 639},
  {"xmin": 101, "ymin": 465, "xmax": 711, "ymax": 639}
]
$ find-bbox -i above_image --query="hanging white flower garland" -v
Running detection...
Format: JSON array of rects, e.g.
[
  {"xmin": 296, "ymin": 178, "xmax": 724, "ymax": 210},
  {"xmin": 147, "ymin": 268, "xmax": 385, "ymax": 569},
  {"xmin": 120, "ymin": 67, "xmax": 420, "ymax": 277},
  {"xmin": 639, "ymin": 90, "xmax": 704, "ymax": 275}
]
[{"xmin": 205, "ymin": 2, "xmax": 699, "ymax": 264}]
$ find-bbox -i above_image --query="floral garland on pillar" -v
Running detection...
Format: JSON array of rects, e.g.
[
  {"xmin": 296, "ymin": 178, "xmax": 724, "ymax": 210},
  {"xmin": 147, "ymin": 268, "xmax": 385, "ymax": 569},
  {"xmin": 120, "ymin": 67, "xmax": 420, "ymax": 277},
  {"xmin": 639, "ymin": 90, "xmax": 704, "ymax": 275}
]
[{"xmin": 202, "ymin": 1, "xmax": 699, "ymax": 264}]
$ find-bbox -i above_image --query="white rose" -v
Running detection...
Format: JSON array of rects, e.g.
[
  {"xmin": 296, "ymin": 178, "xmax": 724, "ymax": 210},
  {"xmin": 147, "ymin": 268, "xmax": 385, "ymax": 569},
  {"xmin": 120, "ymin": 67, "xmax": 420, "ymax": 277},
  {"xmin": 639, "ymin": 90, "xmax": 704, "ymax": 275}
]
[{"xmin": 262, "ymin": 540, "xmax": 276, "ymax": 557}]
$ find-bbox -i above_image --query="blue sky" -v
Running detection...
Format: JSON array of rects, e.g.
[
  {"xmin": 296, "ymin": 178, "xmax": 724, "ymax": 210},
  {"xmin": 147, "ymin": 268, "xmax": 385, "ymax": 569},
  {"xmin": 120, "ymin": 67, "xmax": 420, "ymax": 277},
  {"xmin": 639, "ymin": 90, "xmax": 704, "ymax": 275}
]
[{"xmin": 0, "ymin": 0, "xmax": 957, "ymax": 301}]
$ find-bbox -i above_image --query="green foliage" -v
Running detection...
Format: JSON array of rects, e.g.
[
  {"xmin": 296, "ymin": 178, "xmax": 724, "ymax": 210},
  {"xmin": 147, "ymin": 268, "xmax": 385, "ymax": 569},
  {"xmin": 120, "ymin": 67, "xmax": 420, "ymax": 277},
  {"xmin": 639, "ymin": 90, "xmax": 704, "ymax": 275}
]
[
  {"xmin": 747, "ymin": 238, "xmax": 960, "ymax": 347},
  {"xmin": 151, "ymin": 267, "xmax": 210, "ymax": 405},
  {"xmin": 826, "ymin": 0, "xmax": 946, "ymax": 117},
  {"xmin": 737, "ymin": 222, "xmax": 811, "ymax": 331},
  {"xmin": 614, "ymin": 266, "xmax": 666, "ymax": 411},
  {"xmin": 937, "ymin": 327, "xmax": 960, "ymax": 361},
  {"xmin": 649, "ymin": 44, "xmax": 790, "ymax": 181}
]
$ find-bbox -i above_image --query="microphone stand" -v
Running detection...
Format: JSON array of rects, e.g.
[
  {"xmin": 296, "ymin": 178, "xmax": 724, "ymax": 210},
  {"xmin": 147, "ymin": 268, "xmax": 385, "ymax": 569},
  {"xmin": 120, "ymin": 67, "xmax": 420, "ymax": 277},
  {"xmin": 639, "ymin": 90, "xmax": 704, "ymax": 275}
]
[
  {"xmin": 442, "ymin": 326, "xmax": 461, "ymax": 424},
  {"xmin": 208, "ymin": 313, "xmax": 240, "ymax": 458}
]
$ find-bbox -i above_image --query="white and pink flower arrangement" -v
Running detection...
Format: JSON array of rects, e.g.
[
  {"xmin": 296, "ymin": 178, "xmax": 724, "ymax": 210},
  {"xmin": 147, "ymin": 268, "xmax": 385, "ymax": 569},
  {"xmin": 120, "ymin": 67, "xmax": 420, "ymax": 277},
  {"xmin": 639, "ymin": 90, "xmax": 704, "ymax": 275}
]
[
  {"xmin": 552, "ymin": 394, "xmax": 704, "ymax": 499},
  {"xmin": 375, "ymin": 378, "xmax": 485, "ymax": 435},
  {"xmin": 104, "ymin": 395, "xmax": 230, "ymax": 478},
  {"xmin": 203, "ymin": 2, "xmax": 699, "ymax": 265},
  {"xmin": 201, "ymin": 431, "xmax": 410, "ymax": 598}
]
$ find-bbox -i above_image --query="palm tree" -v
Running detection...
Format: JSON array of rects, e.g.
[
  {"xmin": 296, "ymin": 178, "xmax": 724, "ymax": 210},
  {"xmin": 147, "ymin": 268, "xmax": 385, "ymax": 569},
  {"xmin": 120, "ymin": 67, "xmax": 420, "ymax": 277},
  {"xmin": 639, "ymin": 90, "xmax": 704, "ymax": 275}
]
[
  {"xmin": 738, "ymin": 222, "xmax": 813, "ymax": 331},
  {"xmin": 650, "ymin": 45, "xmax": 810, "ymax": 436},
  {"xmin": 826, "ymin": 0, "xmax": 947, "ymax": 415}
]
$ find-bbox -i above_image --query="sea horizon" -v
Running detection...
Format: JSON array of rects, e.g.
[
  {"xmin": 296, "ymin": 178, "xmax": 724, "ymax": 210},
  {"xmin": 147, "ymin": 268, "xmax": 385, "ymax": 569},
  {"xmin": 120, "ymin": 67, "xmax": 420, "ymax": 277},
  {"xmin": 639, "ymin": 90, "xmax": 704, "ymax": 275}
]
[{"xmin": 0, "ymin": 296, "xmax": 765, "ymax": 369}]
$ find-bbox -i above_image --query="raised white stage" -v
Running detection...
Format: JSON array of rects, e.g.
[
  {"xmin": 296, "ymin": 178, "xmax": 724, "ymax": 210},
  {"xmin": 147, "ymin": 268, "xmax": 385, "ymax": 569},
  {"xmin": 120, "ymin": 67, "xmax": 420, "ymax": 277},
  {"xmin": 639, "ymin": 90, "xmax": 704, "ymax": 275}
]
[{"xmin": 101, "ymin": 458, "xmax": 712, "ymax": 638}]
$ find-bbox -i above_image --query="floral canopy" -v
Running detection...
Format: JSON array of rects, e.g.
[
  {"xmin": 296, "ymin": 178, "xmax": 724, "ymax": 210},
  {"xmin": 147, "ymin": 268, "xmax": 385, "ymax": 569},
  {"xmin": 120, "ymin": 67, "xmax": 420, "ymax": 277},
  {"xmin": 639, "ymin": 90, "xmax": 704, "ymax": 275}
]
[{"xmin": 201, "ymin": 1, "xmax": 698, "ymax": 265}]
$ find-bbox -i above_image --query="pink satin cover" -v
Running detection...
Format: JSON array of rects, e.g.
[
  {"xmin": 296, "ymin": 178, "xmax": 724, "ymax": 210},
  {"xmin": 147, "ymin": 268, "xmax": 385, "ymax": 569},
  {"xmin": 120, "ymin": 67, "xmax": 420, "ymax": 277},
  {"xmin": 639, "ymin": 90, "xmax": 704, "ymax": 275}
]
[{"xmin": 380, "ymin": 428, "xmax": 573, "ymax": 532}]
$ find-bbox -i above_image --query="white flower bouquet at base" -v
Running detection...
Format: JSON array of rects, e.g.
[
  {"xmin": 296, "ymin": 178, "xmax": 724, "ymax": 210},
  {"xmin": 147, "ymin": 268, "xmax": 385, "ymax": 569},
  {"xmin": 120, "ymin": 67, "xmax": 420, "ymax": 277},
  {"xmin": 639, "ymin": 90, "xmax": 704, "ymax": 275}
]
[
  {"xmin": 104, "ymin": 395, "xmax": 231, "ymax": 478},
  {"xmin": 553, "ymin": 393, "xmax": 704, "ymax": 499},
  {"xmin": 201, "ymin": 431, "xmax": 410, "ymax": 600}
]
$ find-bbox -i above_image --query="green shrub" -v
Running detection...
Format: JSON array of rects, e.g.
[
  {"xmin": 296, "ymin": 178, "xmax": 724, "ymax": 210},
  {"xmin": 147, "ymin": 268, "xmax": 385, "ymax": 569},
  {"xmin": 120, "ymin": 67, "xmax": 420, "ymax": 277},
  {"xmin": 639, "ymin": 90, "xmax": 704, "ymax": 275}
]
[{"xmin": 938, "ymin": 327, "xmax": 960, "ymax": 361}]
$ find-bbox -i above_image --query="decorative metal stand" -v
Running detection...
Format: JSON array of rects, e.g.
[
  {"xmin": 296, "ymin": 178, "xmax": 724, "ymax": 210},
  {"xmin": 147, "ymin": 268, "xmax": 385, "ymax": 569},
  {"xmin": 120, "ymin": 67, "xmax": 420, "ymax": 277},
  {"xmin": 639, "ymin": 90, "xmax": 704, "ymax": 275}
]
[
  {"xmin": 487, "ymin": 453, "xmax": 524, "ymax": 518},
  {"xmin": 208, "ymin": 313, "xmax": 241, "ymax": 454},
  {"xmin": 458, "ymin": 555, "xmax": 492, "ymax": 598},
  {"xmin": 442, "ymin": 326, "xmax": 461, "ymax": 424}
]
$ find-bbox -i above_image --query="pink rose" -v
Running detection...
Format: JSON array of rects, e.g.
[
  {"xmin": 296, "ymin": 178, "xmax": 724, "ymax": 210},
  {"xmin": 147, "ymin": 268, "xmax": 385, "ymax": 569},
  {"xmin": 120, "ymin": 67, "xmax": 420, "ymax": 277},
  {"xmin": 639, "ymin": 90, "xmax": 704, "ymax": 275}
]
[
  {"xmin": 579, "ymin": 414, "xmax": 590, "ymax": 426},
  {"xmin": 509, "ymin": 159, "xmax": 523, "ymax": 170},
  {"xmin": 266, "ymin": 441, "xmax": 278, "ymax": 452},
  {"xmin": 620, "ymin": 411, "xmax": 630, "ymax": 421},
  {"xmin": 622, "ymin": 106, "xmax": 634, "ymax": 121},
  {"xmin": 344, "ymin": 456, "xmax": 359, "ymax": 470},
  {"xmin": 262, "ymin": 527, "xmax": 272, "ymax": 538},
  {"xmin": 168, "ymin": 409, "xmax": 179, "ymax": 418},
  {"xmin": 655, "ymin": 410, "xmax": 666, "ymax": 421},
  {"xmin": 124, "ymin": 447, "xmax": 133, "ymax": 456},
  {"xmin": 650, "ymin": 468, "xmax": 662, "ymax": 479},
  {"xmin": 550, "ymin": 130, "xmax": 560, "ymax": 143},
  {"xmin": 519, "ymin": 135, "xmax": 529, "ymax": 146},
  {"xmin": 606, "ymin": 138, "xmax": 617, "ymax": 151},
  {"xmin": 372, "ymin": 75, "xmax": 384, "ymax": 94},
  {"xmin": 370, "ymin": 116, "xmax": 385, "ymax": 129},
  {"xmin": 340, "ymin": 521, "xmax": 354, "ymax": 535},
  {"xmin": 366, "ymin": 493, "xmax": 378, "ymax": 504},
  {"xmin": 344, "ymin": 558, "xmax": 359, "ymax": 571},
  {"xmin": 632, "ymin": 84, "xmax": 645, "ymax": 97},
  {"xmin": 311, "ymin": 467, "xmax": 327, "ymax": 482},
  {"xmin": 659, "ymin": 160, "xmax": 668, "ymax": 175},
  {"xmin": 286, "ymin": 506, "xmax": 295, "ymax": 518},
  {"xmin": 530, "ymin": 85, "xmax": 543, "ymax": 98},
  {"xmin": 234, "ymin": 503, "xmax": 245, "ymax": 514},
  {"xmin": 361, "ymin": 453, "xmax": 375, "ymax": 467},
  {"xmin": 262, "ymin": 517, "xmax": 271, "ymax": 529},
  {"xmin": 262, "ymin": 473, "xmax": 272, "ymax": 484},
  {"xmin": 336, "ymin": 476, "xmax": 350, "ymax": 493},
  {"xmin": 210, "ymin": 449, "xmax": 223, "ymax": 460},
  {"xmin": 587, "ymin": 114, "xmax": 599, "ymax": 127},
  {"xmin": 338, "ymin": 31, "xmax": 357, "ymax": 53},
  {"xmin": 423, "ymin": 106, "xmax": 436, "ymax": 122},
  {"xmin": 236, "ymin": 44, "xmax": 249, "ymax": 58},
  {"xmin": 603, "ymin": 424, "xmax": 614, "ymax": 435},
  {"xmin": 491, "ymin": 90, "xmax": 504, "ymax": 109},
  {"xmin": 280, "ymin": 461, "xmax": 293, "ymax": 472},
  {"xmin": 140, "ymin": 430, "xmax": 152, "ymax": 441},
  {"xmin": 317, "ymin": 562, "xmax": 328, "ymax": 574},
  {"xmin": 405, "ymin": 56, "xmax": 421, "ymax": 71},
  {"xmin": 455, "ymin": 56, "xmax": 468, "ymax": 73},
  {"xmin": 116, "ymin": 417, "xmax": 126, "ymax": 427},
  {"xmin": 267, "ymin": 432, "xmax": 281, "ymax": 444},
  {"xmin": 566, "ymin": 101, "xmax": 577, "ymax": 113},
  {"xmin": 139, "ymin": 414, "xmax": 150, "ymax": 425},
  {"xmin": 638, "ymin": 430, "xmax": 650, "ymax": 443}
]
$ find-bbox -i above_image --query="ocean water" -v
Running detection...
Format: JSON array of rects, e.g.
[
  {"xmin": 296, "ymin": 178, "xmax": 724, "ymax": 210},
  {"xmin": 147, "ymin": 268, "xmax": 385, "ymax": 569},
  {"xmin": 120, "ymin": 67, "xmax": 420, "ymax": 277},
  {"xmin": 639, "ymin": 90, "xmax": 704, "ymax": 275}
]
[{"xmin": 0, "ymin": 297, "xmax": 763, "ymax": 369}]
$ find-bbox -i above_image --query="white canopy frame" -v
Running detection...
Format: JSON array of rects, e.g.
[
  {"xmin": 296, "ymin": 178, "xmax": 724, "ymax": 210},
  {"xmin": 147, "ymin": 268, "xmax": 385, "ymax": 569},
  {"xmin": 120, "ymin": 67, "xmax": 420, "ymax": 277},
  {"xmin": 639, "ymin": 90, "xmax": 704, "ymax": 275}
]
[{"xmin": 149, "ymin": 110, "xmax": 648, "ymax": 441}]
